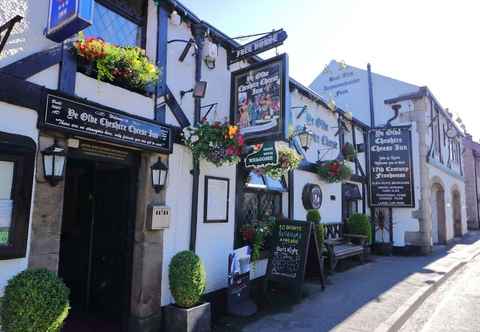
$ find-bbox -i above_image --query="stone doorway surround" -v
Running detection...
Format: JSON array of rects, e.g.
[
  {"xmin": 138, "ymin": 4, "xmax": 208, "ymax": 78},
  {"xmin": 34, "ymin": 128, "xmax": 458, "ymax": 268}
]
[{"xmin": 28, "ymin": 134, "xmax": 167, "ymax": 332}]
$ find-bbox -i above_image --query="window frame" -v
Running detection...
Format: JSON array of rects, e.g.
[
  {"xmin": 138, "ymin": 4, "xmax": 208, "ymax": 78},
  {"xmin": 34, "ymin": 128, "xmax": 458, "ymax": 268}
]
[
  {"xmin": 91, "ymin": 0, "xmax": 147, "ymax": 48},
  {"xmin": 0, "ymin": 132, "xmax": 36, "ymax": 260}
]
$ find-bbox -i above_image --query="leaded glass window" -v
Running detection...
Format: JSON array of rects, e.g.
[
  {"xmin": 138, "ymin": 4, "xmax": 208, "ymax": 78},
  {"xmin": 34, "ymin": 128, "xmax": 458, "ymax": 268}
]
[{"xmin": 83, "ymin": 1, "xmax": 142, "ymax": 47}]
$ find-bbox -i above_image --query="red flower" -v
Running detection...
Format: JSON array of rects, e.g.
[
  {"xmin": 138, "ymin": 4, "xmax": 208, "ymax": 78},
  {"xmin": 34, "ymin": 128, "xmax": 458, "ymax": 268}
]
[
  {"xmin": 236, "ymin": 134, "xmax": 245, "ymax": 145},
  {"xmin": 226, "ymin": 145, "xmax": 236, "ymax": 156}
]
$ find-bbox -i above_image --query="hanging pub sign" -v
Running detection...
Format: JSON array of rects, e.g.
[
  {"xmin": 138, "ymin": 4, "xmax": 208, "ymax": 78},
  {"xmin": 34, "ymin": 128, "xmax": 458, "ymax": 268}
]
[
  {"xmin": 368, "ymin": 126, "xmax": 415, "ymax": 207},
  {"xmin": 228, "ymin": 29, "xmax": 288, "ymax": 65},
  {"xmin": 46, "ymin": 0, "xmax": 94, "ymax": 42},
  {"xmin": 244, "ymin": 142, "xmax": 279, "ymax": 168},
  {"xmin": 40, "ymin": 91, "xmax": 173, "ymax": 154},
  {"xmin": 230, "ymin": 53, "xmax": 289, "ymax": 143}
]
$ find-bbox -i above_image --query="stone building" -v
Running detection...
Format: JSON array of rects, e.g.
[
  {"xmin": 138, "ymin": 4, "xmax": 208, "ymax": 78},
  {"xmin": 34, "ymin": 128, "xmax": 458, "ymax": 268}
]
[{"xmin": 463, "ymin": 134, "xmax": 480, "ymax": 229}]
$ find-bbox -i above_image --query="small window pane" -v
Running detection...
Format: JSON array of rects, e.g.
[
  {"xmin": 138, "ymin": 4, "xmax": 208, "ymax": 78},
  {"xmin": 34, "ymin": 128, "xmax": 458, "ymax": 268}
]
[
  {"xmin": 83, "ymin": 2, "xmax": 141, "ymax": 46},
  {"xmin": 265, "ymin": 176, "xmax": 287, "ymax": 192},
  {"xmin": 0, "ymin": 161, "xmax": 14, "ymax": 245},
  {"xmin": 245, "ymin": 172, "xmax": 267, "ymax": 189}
]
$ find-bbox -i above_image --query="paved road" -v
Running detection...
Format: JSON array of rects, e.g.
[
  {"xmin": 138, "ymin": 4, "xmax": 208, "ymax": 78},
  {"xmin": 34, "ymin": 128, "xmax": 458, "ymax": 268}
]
[{"xmin": 400, "ymin": 254, "xmax": 480, "ymax": 332}]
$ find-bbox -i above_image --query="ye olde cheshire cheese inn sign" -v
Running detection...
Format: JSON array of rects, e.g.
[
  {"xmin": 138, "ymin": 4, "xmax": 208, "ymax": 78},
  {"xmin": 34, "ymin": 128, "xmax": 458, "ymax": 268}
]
[
  {"xmin": 41, "ymin": 92, "xmax": 172, "ymax": 153},
  {"xmin": 368, "ymin": 126, "xmax": 414, "ymax": 207}
]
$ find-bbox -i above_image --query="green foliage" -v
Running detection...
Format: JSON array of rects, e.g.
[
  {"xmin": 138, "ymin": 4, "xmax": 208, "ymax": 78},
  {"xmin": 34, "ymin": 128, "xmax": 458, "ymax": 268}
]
[
  {"xmin": 1, "ymin": 269, "xmax": 70, "ymax": 332},
  {"xmin": 317, "ymin": 160, "xmax": 352, "ymax": 183},
  {"xmin": 306, "ymin": 210, "xmax": 324, "ymax": 251},
  {"xmin": 306, "ymin": 209, "xmax": 321, "ymax": 223},
  {"xmin": 74, "ymin": 34, "xmax": 159, "ymax": 92},
  {"xmin": 183, "ymin": 122, "xmax": 245, "ymax": 167},
  {"xmin": 263, "ymin": 146, "xmax": 302, "ymax": 179},
  {"xmin": 342, "ymin": 143, "xmax": 357, "ymax": 161},
  {"xmin": 347, "ymin": 213, "xmax": 372, "ymax": 244},
  {"xmin": 169, "ymin": 251, "xmax": 206, "ymax": 308}
]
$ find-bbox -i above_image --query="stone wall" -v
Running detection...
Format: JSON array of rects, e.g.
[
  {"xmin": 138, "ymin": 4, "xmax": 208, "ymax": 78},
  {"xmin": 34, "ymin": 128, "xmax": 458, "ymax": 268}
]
[{"xmin": 463, "ymin": 136, "xmax": 480, "ymax": 229}]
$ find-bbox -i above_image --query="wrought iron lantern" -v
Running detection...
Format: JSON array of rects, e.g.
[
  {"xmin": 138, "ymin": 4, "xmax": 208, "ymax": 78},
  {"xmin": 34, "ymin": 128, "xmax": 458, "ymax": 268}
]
[
  {"xmin": 297, "ymin": 125, "xmax": 314, "ymax": 151},
  {"xmin": 151, "ymin": 157, "xmax": 169, "ymax": 193},
  {"xmin": 41, "ymin": 140, "xmax": 66, "ymax": 186}
]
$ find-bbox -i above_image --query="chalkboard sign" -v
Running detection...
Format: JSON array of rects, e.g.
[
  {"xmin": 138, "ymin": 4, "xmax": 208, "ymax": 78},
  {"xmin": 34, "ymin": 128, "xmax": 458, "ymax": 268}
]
[
  {"xmin": 266, "ymin": 220, "xmax": 312, "ymax": 298},
  {"xmin": 368, "ymin": 126, "xmax": 415, "ymax": 207}
]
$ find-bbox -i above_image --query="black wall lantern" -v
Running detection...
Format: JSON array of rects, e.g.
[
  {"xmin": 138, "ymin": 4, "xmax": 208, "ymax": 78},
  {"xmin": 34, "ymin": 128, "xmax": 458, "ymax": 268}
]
[
  {"xmin": 297, "ymin": 125, "xmax": 313, "ymax": 151},
  {"xmin": 41, "ymin": 140, "xmax": 66, "ymax": 186},
  {"xmin": 151, "ymin": 157, "xmax": 169, "ymax": 193}
]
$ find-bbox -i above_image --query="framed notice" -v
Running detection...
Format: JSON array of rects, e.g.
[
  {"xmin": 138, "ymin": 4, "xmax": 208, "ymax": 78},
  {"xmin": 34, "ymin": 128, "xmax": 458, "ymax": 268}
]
[
  {"xmin": 204, "ymin": 176, "xmax": 230, "ymax": 223},
  {"xmin": 230, "ymin": 54, "xmax": 289, "ymax": 143},
  {"xmin": 368, "ymin": 126, "xmax": 415, "ymax": 208}
]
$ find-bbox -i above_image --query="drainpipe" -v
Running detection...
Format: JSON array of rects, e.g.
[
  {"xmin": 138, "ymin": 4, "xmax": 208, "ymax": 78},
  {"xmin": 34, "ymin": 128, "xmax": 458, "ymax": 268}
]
[
  {"xmin": 189, "ymin": 23, "xmax": 205, "ymax": 252},
  {"xmin": 475, "ymin": 152, "xmax": 480, "ymax": 228}
]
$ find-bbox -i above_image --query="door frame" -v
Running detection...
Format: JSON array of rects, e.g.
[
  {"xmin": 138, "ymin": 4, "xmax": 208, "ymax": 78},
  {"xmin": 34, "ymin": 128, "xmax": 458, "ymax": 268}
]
[{"xmin": 62, "ymin": 143, "xmax": 139, "ymax": 331}]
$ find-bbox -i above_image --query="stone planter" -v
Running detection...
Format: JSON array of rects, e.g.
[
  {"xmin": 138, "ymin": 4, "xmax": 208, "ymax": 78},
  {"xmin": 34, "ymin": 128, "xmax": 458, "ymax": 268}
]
[{"xmin": 164, "ymin": 302, "xmax": 211, "ymax": 332}]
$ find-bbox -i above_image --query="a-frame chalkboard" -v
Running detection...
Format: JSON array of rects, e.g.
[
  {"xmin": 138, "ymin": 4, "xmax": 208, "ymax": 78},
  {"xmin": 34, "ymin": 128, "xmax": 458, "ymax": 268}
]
[{"xmin": 266, "ymin": 220, "xmax": 319, "ymax": 299}]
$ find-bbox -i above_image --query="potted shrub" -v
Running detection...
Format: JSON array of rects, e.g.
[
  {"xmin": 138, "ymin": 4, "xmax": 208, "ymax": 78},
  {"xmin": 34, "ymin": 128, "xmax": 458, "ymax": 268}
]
[
  {"xmin": 317, "ymin": 160, "xmax": 352, "ymax": 183},
  {"xmin": 0, "ymin": 268, "xmax": 70, "ymax": 332},
  {"xmin": 347, "ymin": 213, "xmax": 372, "ymax": 254},
  {"xmin": 165, "ymin": 251, "xmax": 210, "ymax": 332},
  {"xmin": 342, "ymin": 143, "xmax": 357, "ymax": 162},
  {"xmin": 306, "ymin": 209, "xmax": 324, "ymax": 253}
]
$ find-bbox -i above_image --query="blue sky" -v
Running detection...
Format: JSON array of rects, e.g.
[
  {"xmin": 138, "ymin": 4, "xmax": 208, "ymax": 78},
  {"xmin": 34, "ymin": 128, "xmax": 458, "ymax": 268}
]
[{"xmin": 180, "ymin": 0, "xmax": 480, "ymax": 138}]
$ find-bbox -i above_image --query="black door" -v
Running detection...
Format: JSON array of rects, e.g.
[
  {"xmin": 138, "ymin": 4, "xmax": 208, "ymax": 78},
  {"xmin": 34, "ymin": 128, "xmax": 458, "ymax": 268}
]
[{"xmin": 59, "ymin": 158, "xmax": 135, "ymax": 332}]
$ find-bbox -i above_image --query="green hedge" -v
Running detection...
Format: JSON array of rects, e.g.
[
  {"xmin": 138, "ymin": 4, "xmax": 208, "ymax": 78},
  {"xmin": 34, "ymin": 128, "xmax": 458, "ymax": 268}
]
[
  {"xmin": 169, "ymin": 251, "xmax": 206, "ymax": 308},
  {"xmin": 0, "ymin": 269, "xmax": 70, "ymax": 332},
  {"xmin": 347, "ymin": 213, "xmax": 372, "ymax": 244}
]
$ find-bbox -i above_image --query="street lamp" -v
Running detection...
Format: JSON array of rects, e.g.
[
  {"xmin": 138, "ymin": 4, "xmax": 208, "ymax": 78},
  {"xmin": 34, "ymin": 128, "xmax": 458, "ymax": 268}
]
[
  {"xmin": 296, "ymin": 125, "xmax": 314, "ymax": 151},
  {"xmin": 151, "ymin": 157, "xmax": 169, "ymax": 193},
  {"xmin": 41, "ymin": 140, "xmax": 66, "ymax": 186}
]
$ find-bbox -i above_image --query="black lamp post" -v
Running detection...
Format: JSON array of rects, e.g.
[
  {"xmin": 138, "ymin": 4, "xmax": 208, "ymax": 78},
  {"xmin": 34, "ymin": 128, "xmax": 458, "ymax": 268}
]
[
  {"xmin": 151, "ymin": 157, "xmax": 169, "ymax": 193},
  {"xmin": 296, "ymin": 125, "xmax": 313, "ymax": 151},
  {"xmin": 41, "ymin": 140, "xmax": 66, "ymax": 186}
]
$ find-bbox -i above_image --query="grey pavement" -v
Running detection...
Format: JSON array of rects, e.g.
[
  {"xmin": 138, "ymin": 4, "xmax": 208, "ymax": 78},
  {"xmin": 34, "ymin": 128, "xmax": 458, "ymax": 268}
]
[
  {"xmin": 401, "ymin": 254, "xmax": 480, "ymax": 332},
  {"xmin": 232, "ymin": 232, "xmax": 480, "ymax": 332}
]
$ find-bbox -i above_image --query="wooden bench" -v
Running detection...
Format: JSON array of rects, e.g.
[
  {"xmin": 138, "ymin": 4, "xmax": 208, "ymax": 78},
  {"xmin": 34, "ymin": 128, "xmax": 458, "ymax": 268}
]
[{"xmin": 323, "ymin": 223, "xmax": 368, "ymax": 271}]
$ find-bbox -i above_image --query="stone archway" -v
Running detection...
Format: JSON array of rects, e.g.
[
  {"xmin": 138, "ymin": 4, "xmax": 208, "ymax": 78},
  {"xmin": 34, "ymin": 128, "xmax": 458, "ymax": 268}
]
[
  {"xmin": 431, "ymin": 182, "xmax": 447, "ymax": 244},
  {"xmin": 452, "ymin": 189, "xmax": 462, "ymax": 237}
]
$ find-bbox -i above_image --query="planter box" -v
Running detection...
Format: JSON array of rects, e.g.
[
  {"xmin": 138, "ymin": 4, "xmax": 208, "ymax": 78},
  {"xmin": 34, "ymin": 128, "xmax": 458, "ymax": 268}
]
[{"xmin": 164, "ymin": 302, "xmax": 211, "ymax": 332}]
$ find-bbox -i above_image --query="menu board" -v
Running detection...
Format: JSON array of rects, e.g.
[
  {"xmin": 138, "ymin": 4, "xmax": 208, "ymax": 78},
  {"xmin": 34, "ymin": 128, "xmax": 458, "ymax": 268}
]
[
  {"xmin": 267, "ymin": 220, "xmax": 312, "ymax": 297},
  {"xmin": 368, "ymin": 126, "xmax": 415, "ymax": 207}
]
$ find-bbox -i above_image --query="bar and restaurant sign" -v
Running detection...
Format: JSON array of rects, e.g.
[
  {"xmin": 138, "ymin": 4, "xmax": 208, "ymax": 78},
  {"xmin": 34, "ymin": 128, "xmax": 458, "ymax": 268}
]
[
  {"xmin": 368, "ymin": 126, "xmax": 415, "ymax": 207},
  {"xmin": 244, "ymin": 142, "xmax": 279, "ymax": 168},
  {"xmin": 231, "ymin": 54, "xmax": 289, "ymax": 143},
  {"xmin": 40, "ymin": 91, "xmax": 173, "ymax": 153}
]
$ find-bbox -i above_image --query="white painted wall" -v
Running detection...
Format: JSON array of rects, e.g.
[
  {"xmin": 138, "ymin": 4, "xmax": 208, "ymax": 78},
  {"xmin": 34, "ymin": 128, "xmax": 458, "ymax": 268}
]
[{"xmin": 0, "ymin": 102, "xmax": 38, "ymax": 296}]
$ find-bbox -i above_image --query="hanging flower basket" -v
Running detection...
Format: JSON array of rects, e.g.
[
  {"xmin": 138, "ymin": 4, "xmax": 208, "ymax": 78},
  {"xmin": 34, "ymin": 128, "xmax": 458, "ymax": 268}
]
[
  {"xmin": 73, "ymin": 33, "xmax": 159, "ymax": 95},
  {"xmin": 255, "ymin": 146, "xmax": 302, "ymax": 179},
  {"xmin": 317, "ymin": 160, "xmax": 352, "ymax": 183},
  {"xmin": 239, "ymin": 219, "xmax": 275, "ymax": 262},
  {"xmin": 342, "ymin": 143, "xmax": 357, "ymax": 162},
  {"xmin": 183, "ymin": 122, "xmax": 245, "ymax": 167}
]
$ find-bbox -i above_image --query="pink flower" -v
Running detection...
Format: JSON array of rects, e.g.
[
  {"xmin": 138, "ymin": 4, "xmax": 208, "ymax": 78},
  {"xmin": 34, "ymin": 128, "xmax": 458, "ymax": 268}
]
[{"xmin": 226, "ymin": 145, "xmax": 236, "ymax": 156}]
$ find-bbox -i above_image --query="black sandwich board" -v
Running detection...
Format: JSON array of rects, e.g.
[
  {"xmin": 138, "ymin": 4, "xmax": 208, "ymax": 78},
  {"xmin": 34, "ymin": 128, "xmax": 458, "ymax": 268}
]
[{"xmin": 266, "ymin": 220, "xmax": 325, "ymax": 299}]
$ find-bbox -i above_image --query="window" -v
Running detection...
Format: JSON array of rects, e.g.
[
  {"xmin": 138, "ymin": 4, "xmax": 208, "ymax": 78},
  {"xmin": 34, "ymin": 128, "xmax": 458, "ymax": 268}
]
[
  {"xmin": 0, "ymin": 132, "xmax": 35, "ymax": 260},
  {"xmin": 83, "ymin": 1, "xmax": 144, "ymax": 47}
]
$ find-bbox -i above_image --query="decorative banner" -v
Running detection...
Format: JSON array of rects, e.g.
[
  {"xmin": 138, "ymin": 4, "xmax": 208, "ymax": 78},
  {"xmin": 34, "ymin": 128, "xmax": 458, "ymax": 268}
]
[
  {"xmin": 231, "ymin": 54, "xmax": 288, "ymax": 143},
  {"xmin": 228, "ymin": 29, "xmax": 288, "ymax": 65},
  {"xmin": 46, "ymin": 0, "xmax": 93, "ymax": 42},
  {"xmin": 244, "ymin": 142, "xmax": 278, "ymax": 168},
  {"xmin": 368, "ymin": 126, "xmax": 415, "ymax": 208},
  {"xmin": 41, "ymin": 92, "xmax": 173, "ymax": 154}
]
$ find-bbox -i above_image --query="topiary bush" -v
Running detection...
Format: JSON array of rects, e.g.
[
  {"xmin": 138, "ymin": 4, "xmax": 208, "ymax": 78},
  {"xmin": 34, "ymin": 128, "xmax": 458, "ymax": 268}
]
[
  {"xmin": 306, "ymin": 210, "xmax": 324, "ymax": 251},
  {"xmin": 347, "ymin": 213, "xmax": 372, "ymax": 244},
  {"xmin": 1, "ymin": 268, "xmax": 70, "ymax": 332},
  {"xmin": 169, "ymin": 251, "xmax": 206, "ymax": 308}
]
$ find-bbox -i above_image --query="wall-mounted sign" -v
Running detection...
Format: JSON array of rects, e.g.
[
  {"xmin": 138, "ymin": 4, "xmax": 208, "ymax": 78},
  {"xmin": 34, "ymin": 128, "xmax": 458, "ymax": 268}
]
[
  {"xmin": 244, "ymin": 142, "xmax": 278, "ymax": 168},
  {"xmin": 228, "ymin": 29, "xmax": 288, "ymax": 65},
  {"xmin": 231, "ymin": 54, "xmax": 289, "ymax": 143},
  {"xmin": 368, "ymin": 126, "xmax": 415, "ymax": 207},
  {"xmin": 46, "ymin": 0, "xmax": 93, "ymax": 42},
  {"xmin": 302, "ymin": 184, "xmax": 323, "ymax": 210},
  {"xmin": 40, "ymin": 91, "xmax": 173, "ymax": 154}
]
